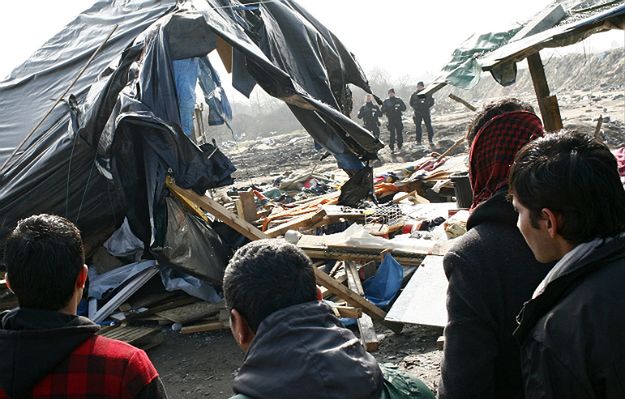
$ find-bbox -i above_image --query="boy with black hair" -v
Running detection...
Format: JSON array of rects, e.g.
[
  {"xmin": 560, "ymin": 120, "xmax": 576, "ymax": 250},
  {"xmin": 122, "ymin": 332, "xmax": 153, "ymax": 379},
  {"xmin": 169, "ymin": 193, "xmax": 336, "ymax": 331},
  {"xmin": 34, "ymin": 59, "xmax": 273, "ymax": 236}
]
[
  {"xmin": 0, "ymin": 214, "xmax": 167, "ymax": 398},
  {"xmin": 224, "ymin": 239, "xmax": 434, "ymax": 399},
  {"xmin": 439, "ymin": 99, "xmax": 550, "ymax": 399},
  {"xmin": 510, "ymin": 131, "xmax": 625, "ymax": 398}
]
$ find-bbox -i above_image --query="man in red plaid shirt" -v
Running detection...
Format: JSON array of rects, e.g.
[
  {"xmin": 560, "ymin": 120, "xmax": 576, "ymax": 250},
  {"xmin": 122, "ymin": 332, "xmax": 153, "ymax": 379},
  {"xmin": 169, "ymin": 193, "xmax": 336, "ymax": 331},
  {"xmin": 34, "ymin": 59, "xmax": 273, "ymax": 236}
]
[{"xmin": 0, "ymin": 214, "xmax": 167, "ymax": 398}]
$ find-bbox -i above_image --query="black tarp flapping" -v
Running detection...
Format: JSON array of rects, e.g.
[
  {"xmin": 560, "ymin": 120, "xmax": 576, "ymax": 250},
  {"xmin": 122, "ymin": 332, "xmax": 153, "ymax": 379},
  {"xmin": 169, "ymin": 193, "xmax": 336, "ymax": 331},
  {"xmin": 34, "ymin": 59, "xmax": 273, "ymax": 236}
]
[{"xmin": 0, "ymin": 0, "xmax": 382, "ymax": 271}]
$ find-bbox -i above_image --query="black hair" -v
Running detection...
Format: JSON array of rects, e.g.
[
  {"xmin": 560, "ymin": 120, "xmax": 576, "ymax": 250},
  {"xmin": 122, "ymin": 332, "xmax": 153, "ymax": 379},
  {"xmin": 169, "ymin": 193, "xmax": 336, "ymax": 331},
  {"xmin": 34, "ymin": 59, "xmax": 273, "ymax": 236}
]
[
  {"xmin": 4, "ymin": 214, "xmax": 85, "ymax": 310},
  {"xmin": 223, "ymin": 239, "xmax": 317, "ymax": 332},
  {"xmin": 467, "ymin": 98, "xmax": 535, "ymax": 146},
  {"xmin": 510, "ymin": 131, "xmax": 625, "ymax": 244}
]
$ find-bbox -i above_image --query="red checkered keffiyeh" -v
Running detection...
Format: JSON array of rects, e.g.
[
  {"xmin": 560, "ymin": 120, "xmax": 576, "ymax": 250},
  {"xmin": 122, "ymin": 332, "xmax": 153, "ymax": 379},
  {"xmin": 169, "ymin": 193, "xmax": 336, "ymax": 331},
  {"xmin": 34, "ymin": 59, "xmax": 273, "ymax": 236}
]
[{"xmin": 469, "ymin": 111, "xmax": 544, "ymax": 208}]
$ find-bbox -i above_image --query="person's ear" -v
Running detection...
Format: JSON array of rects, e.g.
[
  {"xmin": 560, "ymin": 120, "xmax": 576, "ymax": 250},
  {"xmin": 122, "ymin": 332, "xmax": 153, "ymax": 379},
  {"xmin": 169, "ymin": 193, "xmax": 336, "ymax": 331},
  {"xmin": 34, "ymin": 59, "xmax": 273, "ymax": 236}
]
[
  {"xmin": 316, "ymin": 286, "xmax": 323, "ymax": 301},
  {"xmin": 76, "ymin": 265, "xmax": 88, "ymax": 290},
  {"xmin": 230, "ymin": 309, "xmax": 255, "ymax": 352},
  {"xmin": 4, "ymin": 274, "xmax": 11, "ymax": 291},
  {"xmin": 541, "ymin": 208, "xmax": 559, "ymax": 239}
]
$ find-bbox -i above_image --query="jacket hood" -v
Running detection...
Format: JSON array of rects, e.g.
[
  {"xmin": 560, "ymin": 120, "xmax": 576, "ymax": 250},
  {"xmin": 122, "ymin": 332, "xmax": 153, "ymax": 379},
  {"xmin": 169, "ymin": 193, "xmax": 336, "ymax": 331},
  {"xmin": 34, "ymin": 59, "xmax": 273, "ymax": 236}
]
[
  {"xmin": 233, "ymin": 301, "xmax": 383, "ymax": 399},
  {"xmin": 467, "ymin": 188, "xmax": 516, "ymax": 230},
  {"xmin": 0, "ymin": 308, "xmax": 99, "ymax": 397}
]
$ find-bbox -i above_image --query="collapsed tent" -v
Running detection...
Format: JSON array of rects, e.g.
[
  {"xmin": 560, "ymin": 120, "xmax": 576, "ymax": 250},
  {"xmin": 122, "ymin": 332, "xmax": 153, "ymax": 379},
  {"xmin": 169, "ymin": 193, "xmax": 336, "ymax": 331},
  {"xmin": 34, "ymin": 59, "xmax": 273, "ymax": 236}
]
[{"xmin": 0, "ymin": 0, "xmax": 382, "ymax": 279}]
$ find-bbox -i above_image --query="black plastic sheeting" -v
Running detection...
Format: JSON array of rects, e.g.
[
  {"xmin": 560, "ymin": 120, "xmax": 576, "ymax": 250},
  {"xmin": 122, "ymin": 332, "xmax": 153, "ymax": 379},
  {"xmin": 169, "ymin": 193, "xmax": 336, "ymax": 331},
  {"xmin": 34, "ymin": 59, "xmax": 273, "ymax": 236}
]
[
  {"xmin": 0, "ymin": 0, "xmax": 382, "ymax": 272},
  {"xmin": 153, "ymin": 198, "xmax": 229, "ymax": 284}
]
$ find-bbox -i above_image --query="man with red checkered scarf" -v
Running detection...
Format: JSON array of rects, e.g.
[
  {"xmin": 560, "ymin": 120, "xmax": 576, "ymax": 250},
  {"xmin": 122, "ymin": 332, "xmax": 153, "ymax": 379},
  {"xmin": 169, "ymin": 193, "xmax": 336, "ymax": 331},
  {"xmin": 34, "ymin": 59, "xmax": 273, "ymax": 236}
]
[
  {"xmin": 438, "ymin": 99, "xmax": 552, "ymax": 399},
  {"xmin": 0, "ymin": 214, "xmax": 167, "ymax": 398}
]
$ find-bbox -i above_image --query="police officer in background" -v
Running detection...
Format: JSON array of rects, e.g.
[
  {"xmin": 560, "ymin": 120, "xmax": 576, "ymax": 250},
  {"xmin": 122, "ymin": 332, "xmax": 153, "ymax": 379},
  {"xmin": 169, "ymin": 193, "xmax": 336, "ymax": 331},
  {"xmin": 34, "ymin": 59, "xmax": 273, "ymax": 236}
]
[
  {"xmin": 357, "ymin": 94, "xmax": 383, "ymax": 138},
  {"xmin": 381, "ymin": 88, "xmax": 406, "ymax": 153},
  {"xmin": 409, "ymin": 81, "xmax": 435, "ymax": 146}
]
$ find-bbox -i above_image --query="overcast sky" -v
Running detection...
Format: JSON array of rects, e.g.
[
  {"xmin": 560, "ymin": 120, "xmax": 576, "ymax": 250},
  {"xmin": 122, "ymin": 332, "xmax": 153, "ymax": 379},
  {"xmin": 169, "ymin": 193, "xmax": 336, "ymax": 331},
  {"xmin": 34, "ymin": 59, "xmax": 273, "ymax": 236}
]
[{"xmin": 0, "ymin": 0, "xmax": 622, "ymax": 92}]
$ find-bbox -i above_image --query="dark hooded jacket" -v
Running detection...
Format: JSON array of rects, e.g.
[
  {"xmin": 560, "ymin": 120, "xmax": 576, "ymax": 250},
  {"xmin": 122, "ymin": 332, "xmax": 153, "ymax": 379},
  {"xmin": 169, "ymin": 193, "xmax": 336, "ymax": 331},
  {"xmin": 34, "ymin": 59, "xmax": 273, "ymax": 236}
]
[
  {"xmin": 515, "ymin": 234, "xmax": 625, "ymax": 399},
  {"xmin": 232, "ymin": 301, "xmax": 384, "ymax": 399},
  {"xmin": 381, "ymin": 97, "xmax": 406, "ymax": 123},
  {"xmin": 0, "ymin": 308, "xmax": 167, "ymax": 398},
  {"xmin": 438, "ymin": 190, "xmax": 550, "ymax": 399}
]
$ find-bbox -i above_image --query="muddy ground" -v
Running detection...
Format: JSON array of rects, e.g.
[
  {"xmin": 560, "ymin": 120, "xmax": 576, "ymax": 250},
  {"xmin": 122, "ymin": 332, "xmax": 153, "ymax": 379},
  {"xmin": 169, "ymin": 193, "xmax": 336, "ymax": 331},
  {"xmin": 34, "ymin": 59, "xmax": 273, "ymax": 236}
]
[
  {"xmin": 148, "ymin": 86, "xmax": 624, "ymax": 398},
  {"xmin": 149, "ymin": 323, "xmax": 444, "ymax": 398}
]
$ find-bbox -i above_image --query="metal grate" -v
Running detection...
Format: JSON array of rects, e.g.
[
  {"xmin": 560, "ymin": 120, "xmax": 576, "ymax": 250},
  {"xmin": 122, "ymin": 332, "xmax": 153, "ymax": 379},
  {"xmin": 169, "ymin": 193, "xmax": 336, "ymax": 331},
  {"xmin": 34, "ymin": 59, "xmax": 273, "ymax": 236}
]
[{"xmin": 364, "ymin": 204, "xmax": 404, "ymax": 226}]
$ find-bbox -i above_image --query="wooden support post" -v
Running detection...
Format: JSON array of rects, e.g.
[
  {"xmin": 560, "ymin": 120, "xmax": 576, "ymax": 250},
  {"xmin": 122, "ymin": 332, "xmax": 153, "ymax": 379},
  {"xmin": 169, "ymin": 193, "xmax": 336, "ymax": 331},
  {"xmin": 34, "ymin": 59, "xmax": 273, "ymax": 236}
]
[
  {"xmin": 345, "ymin": 262, "xmax": 379, "ymax": 352},
  {"xmin": 166, "ymin": 177, "xmax": 267, "ymax": 241},
  {"xmin": 527, "ymin": 52, "xmax": 563, "ymax": 132}
]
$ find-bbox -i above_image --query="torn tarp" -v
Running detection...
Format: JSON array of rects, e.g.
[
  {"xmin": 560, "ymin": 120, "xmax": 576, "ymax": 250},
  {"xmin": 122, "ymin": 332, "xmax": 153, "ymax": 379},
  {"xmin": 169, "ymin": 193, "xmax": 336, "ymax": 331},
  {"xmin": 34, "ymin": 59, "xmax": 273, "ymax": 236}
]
[{"xmin": 0, "ymin": 0, "xmax": 381, "ymax": 274}]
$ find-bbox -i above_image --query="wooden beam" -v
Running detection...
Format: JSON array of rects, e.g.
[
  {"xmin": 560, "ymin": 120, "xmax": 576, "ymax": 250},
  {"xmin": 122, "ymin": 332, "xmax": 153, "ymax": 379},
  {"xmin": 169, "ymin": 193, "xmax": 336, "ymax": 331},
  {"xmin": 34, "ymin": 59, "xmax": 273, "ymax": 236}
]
[
  {"xmin": 180, "ymin": 320, "xmax": 229, "ymax": 334},
  {"xmin": 166, "ymin": 177, "xmax": 267, "ymax": 241},
  {"xmin": 448, "ymin": 93, "xmax": 477, "ymax": 112},
  {"xmin": 594, "ymin": 115, "xmax": 604, "ymax": 142},
  {"xmin": 265, "ymin": 209, "xmax": 327, "ymax": 238},
  {"xmin": 156, "ymin": 301, "xmax": 225, "ymax": 325},
  {"xmin": 345, "ymin": 262, "xmax": 379, "ymax": 352},
  {"xmin": 314, "ymin": 266, "xmax": 402, "ymax": 333},
  {"xmin": 527, "ymin": 52, "xmax": 563, "ymax": 132}
]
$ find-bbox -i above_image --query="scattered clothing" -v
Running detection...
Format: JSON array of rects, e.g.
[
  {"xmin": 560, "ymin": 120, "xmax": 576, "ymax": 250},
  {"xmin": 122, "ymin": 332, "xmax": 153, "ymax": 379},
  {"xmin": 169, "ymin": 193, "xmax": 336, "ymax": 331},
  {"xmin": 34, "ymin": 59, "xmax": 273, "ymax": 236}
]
[
  {"xmin": 439, "ymin": 189, "xmax": 550, "ymax": 399},
  {"xmin": 358, "ymin": 101, "xmax": 383, "ymax": 138},
  {"xmin": 409, "ymin": 90, "xmax": 435, "ymax": 144},
  {"xmin": 515, "ymin": 233, "xmax": 625, "ymax": 399},
  {"xmin": 382, "ymin": 97, "xmax": 407, "ymax": 151},
  {"xmin": 0, "ymin": 308, "xmax": 167, "ymax": 399},
  {"xmin": 469, "ymin": 111, "xmax": 543, "ymax": 208}
]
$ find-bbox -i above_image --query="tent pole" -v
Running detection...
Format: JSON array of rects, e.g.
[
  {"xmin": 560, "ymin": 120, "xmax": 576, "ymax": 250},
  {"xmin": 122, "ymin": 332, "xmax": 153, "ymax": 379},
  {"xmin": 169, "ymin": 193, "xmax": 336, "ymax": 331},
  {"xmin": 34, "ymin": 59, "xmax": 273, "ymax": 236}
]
[
  {"xmin": 0, "ymin": 24, "xmax": 119, "ymax": 175},
  {"xmin": 527, "ymin": 51, "xmax": 563, "ymax": 132}
]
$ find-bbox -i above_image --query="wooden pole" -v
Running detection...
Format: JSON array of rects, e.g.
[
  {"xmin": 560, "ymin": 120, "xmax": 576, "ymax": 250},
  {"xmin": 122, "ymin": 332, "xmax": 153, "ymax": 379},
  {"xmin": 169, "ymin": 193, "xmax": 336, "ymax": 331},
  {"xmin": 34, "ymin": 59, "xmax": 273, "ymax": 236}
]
[{"xmin": 527, "ymin": 52, "xmax": 563, "ymax": 132}]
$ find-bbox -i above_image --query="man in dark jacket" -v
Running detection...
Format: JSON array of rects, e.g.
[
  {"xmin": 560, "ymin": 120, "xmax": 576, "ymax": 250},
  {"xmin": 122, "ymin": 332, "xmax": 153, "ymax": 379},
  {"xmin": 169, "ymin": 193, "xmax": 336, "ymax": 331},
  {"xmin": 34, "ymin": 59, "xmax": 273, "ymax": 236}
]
[
  {"xmin": 381, "ymin": 88, "xmax": 406, "ymax": 153},
  {"xmin": 409, "ymin": 82, "xmax": 435, "ymax": 145},
  {"xmin": 358, "ymin": 94, "xmax": 383, "ymax": 138},
  {"xmin": 0, "ymin": 214, "xmax": 167, "ymax": 399},
  {"xmin": 439, "ymin": 99, "xmax": 550, "ymax": 399},
  {"xmin": 224, "ymin": 239, "xmax": 434, "ymax": 399},
  {"xmin": 509, "ymin": 131, "xmax": 625, "ymax": 399}
]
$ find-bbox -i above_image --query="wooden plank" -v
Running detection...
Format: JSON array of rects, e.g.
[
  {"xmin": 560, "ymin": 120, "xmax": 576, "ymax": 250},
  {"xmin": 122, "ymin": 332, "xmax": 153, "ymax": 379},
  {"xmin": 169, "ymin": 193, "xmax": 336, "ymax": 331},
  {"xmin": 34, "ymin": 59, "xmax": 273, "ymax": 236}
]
[
  {"xmin": 156, "ymin": 301, "xmax": 225, "ymax": 325},
  {"xmin": 335, "ymin": 305, "xmax": 362, "ymax": 319},
  {"xmin": 314, "ymin": 266, "xmax": 402, "ymax": 333},
  {"xmin": 345, "ymin": 261, "xmax": 379, "ymax": 352},
  {"xmin": 265, "ymin": 209, "xmax": 327, "ymax": 238},
  {"xmin": 180, "ymin": 320, "xmax": 229, "ymax": 334},
  {"xmin": 216, "ymin": 36, "xmax": 233, "ymax": 73},
  {"xmin": 385, "ymin": 255, "xmax": 448, "ymax": 327},
  {"xmin": 235, "ymin": 191, "xmax": 258, "ymax": 223},
  {"xmin": 166, "ymin": 177, "xmax": 267, "ymax": 241}
]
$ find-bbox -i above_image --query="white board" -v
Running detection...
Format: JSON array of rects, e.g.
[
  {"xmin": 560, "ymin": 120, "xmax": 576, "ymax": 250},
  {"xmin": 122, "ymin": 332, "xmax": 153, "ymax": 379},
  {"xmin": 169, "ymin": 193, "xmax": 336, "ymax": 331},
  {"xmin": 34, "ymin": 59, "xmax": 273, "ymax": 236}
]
[{"xmin": 385, "ymin": 255, "xmax": 448, "ymax": 327}]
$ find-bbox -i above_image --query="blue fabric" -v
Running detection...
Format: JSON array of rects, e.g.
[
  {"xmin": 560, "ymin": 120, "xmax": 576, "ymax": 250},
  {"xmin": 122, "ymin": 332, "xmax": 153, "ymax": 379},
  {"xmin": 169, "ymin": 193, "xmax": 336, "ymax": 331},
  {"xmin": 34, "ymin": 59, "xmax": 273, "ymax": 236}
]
[
  {"xmin": 198, "ymin": 57, "xmax": 233, "ymax": 126},
  {"xmin": 172, "ymin": 58, "xmax": 200, "ymax": 136},
  {"xmin": 363, "ymin": 254, "xmax": 404, "ymax": 307},
  {"xmin": 333, "ymin": 152, "xmax": 364, "ymax": 171}
]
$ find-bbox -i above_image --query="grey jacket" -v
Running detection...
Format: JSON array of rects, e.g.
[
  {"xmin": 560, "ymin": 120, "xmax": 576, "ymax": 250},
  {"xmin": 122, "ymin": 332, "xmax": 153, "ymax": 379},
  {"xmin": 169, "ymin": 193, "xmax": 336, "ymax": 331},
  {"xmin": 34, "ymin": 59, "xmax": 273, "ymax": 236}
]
[
  {"xmin": 232, "ymin": 301, "xmax": 383, "ymax": 399},
  {"xmin": 439, "ymin": 190, "xmax": 550, "ymax": 399}
]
